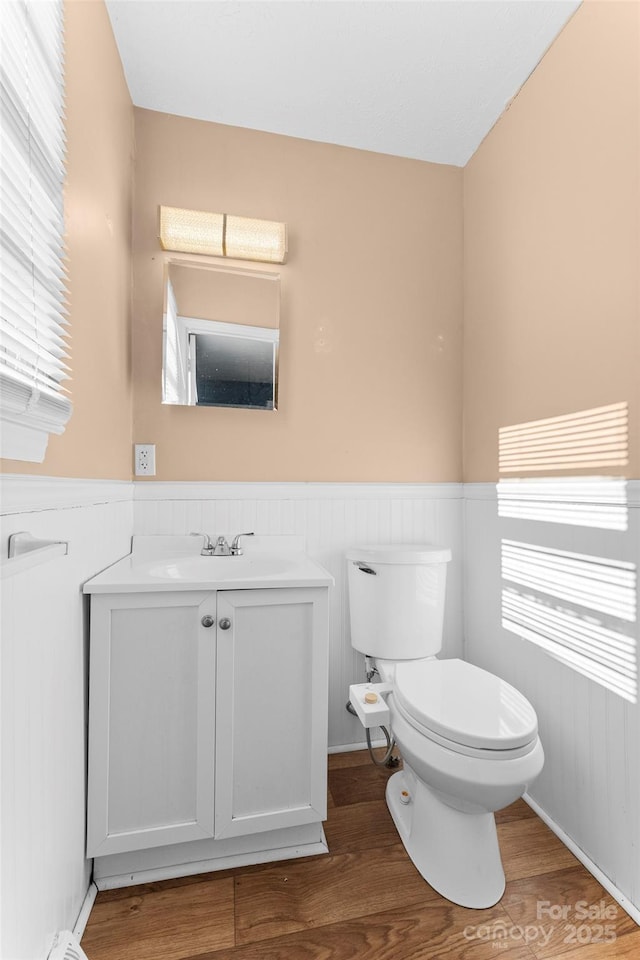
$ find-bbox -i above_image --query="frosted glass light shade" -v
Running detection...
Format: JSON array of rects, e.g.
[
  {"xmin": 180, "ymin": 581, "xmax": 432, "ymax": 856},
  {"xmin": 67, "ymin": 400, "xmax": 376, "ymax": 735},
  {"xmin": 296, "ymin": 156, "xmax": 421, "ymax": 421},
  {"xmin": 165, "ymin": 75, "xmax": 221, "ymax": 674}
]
[
  {"xmin": 159, "ymin": 207, "xmax": 224, "ymax": 257},
  {"xmin": 159, "ymin": 206, "xmax": 287, "ymax": 263},
  {"xmin": 225, "ymin": 215, "xmax": 287, "ymax": 263}
]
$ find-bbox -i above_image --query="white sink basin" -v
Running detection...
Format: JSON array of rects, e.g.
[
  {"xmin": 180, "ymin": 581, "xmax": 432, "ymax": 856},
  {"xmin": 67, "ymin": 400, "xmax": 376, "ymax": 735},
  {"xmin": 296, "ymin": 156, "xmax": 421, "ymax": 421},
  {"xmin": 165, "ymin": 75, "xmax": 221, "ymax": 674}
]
[
  {"xmin": 83, "ymin": 536, "xmax": 334, "ymax": 594},
  {"xmin": 144, "ymin": 555, "xmax": 293, "ymax": 582}
]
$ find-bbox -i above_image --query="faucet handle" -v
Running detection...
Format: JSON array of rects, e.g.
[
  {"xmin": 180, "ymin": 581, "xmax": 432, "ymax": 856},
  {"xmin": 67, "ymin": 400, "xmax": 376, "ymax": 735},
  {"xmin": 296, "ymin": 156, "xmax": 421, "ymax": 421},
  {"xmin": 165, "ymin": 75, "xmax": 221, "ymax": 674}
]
[
  {"xmin": 190, "ymin": 531, "xmax": 213, "ymax": 554},
  {"xmin": 231, "ymin": 532, "xmax": 255, "ymax": 556}
]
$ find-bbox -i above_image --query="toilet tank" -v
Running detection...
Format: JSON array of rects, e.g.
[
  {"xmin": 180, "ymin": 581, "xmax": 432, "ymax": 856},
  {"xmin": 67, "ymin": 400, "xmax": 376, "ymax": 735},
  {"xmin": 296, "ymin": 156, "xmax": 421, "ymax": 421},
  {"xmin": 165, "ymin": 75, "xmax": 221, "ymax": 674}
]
[{"xmin": 346, "ymin": 544, "xmax": 451, "ymax": 660}]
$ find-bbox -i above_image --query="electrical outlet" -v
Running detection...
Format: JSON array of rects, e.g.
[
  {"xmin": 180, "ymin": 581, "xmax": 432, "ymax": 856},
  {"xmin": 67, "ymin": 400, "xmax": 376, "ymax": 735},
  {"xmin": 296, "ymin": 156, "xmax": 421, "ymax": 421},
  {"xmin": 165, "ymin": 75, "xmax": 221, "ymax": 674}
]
[{"xmin": 134, "ymin": 443, "xmax": 156, "ymax": 476}]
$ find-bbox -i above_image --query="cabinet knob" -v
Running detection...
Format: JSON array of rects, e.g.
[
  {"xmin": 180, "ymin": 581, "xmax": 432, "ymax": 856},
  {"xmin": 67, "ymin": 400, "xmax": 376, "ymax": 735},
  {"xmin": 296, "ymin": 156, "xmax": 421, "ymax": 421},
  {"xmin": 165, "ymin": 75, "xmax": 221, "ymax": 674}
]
[
  {"xmin": 219, "ymin": 618, "xmax": 231, "ymax": 630},
  {"xmin": 201, "ymin": 615, "xmax": 215, "ymax": 628}
]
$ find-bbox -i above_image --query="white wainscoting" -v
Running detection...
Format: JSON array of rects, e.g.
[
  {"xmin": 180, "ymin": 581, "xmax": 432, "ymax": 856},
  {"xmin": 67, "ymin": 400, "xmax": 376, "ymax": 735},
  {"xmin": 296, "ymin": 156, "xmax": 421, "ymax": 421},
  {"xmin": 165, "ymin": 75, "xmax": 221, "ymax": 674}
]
[
  {"xmin": 133, "ymin": 482, "xmax": 464, "ymax": 748},
  {"xmin": 0, "ymin": 477, "xmax": 133, "ymax": 960},
  {"xmin": 464, "ymin": 481, "xmax": 640, "ymax": 915}
]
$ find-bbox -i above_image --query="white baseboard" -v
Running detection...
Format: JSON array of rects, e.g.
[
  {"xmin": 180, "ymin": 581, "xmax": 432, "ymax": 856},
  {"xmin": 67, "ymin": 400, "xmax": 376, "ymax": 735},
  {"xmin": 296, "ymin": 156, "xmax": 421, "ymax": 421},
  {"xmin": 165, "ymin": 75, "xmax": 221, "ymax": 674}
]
[
  {"xmin": 73, "ymin": 882, "xmax": 98, "ymax": 941},
  {"xmin": 94, "ymin": 834, "xmax": 328, "ymax": 891},
  {"xmin": 524, "ymin": 793, "xmax": 640, "ymax": 927},
  {"xmin": 328, "ymin": 739, "xmax": 389, "ymax": 754}
]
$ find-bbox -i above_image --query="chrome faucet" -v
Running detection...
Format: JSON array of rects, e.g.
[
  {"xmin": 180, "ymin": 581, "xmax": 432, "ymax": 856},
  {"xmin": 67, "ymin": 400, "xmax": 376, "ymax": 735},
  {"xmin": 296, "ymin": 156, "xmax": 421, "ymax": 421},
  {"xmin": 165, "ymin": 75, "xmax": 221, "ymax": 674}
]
[
  {"xmin": 231, "ymin": 532, "xmax": 255, "ymax": 556},
  {"xmin": 212, "ymin": 536, "xmax": 232, "ymax": 556},
  {"xmin": 191, "ymin": 531, "xmax": 255, "ymax": 556},
  {"xmin": 191, "ymin": 532, "xmax": 215, "ymax": 556}
]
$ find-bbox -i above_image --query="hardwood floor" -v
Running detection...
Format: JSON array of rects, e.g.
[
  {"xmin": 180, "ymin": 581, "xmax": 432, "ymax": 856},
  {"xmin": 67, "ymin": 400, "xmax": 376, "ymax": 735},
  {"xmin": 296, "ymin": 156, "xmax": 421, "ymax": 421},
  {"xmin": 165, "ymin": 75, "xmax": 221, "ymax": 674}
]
[{"xmin": 83, "ymin": 749, "xmax": 639, "ymax": 960}]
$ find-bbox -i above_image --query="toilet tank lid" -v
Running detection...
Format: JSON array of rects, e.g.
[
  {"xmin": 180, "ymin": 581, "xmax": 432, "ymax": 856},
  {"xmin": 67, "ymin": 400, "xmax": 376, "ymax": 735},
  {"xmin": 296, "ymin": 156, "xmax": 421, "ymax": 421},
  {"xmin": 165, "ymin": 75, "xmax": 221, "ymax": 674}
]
[{"xmin": 346, "ymin": 544, "xmax": 452, "ymax": 565}]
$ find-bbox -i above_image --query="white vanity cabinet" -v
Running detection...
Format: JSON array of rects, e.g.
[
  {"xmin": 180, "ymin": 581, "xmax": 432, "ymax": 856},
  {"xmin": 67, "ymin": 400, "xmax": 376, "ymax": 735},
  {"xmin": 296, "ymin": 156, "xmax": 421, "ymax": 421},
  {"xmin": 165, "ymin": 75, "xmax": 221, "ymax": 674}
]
[{"xmin": 86, "ymin": 586, "xmax": 329, "ymax": 859}]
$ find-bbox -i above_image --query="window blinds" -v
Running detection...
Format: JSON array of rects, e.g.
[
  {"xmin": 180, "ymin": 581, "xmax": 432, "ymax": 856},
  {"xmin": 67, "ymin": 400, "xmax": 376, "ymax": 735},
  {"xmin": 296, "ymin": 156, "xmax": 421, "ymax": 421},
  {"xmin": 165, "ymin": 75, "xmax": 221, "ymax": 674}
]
[{"xmin": 0, "ymin": 0, "xmax": 70, "ymax": 462}]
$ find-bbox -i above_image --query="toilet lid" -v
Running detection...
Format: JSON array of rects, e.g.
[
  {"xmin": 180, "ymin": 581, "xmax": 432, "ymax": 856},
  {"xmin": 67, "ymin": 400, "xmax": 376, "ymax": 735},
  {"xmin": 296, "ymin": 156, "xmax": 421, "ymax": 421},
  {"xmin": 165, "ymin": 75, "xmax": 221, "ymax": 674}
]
[{"xmin": 394, "ymin": 659, "xmax": 538, "ymax": 750}]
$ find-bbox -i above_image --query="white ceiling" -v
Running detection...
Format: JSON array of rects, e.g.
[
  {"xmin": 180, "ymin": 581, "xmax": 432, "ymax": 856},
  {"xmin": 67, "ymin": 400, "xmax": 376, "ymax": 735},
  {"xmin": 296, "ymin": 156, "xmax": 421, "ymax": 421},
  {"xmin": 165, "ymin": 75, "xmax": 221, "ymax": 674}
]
[{"xmin": 106, "ymin": 0, "xmax": 580, "ymax": 167}]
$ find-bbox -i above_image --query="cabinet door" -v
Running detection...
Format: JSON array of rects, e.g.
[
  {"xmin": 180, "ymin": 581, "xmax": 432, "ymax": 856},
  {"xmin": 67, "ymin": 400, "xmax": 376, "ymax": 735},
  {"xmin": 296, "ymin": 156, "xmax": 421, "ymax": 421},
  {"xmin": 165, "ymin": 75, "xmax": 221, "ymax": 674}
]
[
  {"xmin": 87, "ymin": 592, "xmax": 217, "ymax": 857},
  {"xmin": 214, "ymin": 587, "xmax": 329, "ymax": 839}
]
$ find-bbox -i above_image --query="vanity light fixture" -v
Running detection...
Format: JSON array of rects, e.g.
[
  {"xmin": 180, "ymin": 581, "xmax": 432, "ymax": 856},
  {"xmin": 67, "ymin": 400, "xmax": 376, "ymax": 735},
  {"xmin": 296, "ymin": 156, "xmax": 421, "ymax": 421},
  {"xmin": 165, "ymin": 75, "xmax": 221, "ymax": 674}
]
[{"xmin": 159, "ymin": 205, "xmax": 287, "ymax": 264}]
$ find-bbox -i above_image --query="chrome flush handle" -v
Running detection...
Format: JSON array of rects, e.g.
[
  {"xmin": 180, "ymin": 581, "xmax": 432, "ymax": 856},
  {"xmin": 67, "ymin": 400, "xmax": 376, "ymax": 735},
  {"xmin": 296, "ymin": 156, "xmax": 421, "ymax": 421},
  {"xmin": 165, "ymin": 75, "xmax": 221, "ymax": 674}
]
[{"xmin": 353, "ymin": 561, "xmax": 377, "ymax": 576}]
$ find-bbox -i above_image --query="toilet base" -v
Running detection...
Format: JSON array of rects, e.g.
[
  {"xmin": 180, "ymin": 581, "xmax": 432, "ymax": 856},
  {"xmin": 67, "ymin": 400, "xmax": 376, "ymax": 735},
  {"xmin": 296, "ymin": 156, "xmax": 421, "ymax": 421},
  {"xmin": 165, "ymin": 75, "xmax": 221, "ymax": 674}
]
[{"xmin": 386, "ymin": 767, "xmax": 506, "ymax": 909}]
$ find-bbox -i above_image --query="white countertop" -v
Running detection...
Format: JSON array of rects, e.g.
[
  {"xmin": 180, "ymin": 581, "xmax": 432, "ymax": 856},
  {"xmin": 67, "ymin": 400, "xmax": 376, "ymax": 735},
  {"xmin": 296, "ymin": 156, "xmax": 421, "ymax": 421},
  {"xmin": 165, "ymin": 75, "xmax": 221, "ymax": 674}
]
[{"xmin": 84, "ymin": 535, "xmax": 334, "ymax": 594}]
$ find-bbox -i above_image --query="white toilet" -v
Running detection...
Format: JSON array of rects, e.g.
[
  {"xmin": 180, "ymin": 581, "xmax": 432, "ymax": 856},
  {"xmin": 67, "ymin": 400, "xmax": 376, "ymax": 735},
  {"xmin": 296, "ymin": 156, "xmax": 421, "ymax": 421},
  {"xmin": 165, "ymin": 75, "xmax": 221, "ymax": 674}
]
[{"xmin": 346, "ymin": 544, "xmax": 544, "ymax": 909}]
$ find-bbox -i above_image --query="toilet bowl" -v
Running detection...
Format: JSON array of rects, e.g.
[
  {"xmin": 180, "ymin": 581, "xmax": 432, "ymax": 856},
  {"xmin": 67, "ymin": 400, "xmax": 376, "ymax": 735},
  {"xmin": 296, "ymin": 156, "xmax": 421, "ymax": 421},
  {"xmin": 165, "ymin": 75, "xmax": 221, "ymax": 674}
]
[
  {"xmin": 346, "ymin": 545, "xmax": 544, "ymax": 909},
  {"xmin": 377, "ymin": 656, "xmax": 544, "ymax": 907}
]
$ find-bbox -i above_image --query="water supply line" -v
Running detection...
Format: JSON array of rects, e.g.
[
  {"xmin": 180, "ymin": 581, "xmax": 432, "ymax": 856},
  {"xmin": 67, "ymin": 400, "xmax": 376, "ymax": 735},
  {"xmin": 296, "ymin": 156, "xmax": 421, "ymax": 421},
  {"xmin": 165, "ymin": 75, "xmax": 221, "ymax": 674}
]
[{"xmin": 366, "ymin": 723, "xmax": 398, "ymax": 768}]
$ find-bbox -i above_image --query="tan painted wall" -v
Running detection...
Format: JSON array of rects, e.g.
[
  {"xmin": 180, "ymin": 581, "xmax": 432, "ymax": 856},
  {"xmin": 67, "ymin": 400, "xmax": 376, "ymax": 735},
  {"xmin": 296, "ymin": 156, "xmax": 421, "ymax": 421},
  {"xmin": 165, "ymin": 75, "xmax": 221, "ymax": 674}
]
[
  {"xmin": 463, "ymin": 0, "xmax": 640, "ymax": 482},
  {"xmin": 133, "ymin": 110, "xmax": 463, "ymax": 482},
  {"xmin": 1, "ymin": 0, "xmax": 134, "ymax": 480},
  {"xmin": 10, "ymin": 2, "xmax": 631, "ymax": 486}
]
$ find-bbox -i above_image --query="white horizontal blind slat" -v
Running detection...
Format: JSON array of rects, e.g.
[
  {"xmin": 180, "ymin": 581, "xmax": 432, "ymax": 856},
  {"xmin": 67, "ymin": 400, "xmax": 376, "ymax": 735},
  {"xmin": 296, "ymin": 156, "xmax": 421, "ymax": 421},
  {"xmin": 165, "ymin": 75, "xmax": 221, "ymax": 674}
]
[
  {"xmin": 0, "ymin": 0, "xmax": 71, "ymax": 461},
  {"xmin": 1, "ymin": 224, "xmax": 68, "ymax": 291},
  {"xmin": 1, "ymin": 175, "xmax": 66, "ymax": 241},
  {"xmin": 2, "ymin": 246, "xmax": 70, "ymax": 309},
  {"xmin": 1, "ymin": 325, "xmax": 70, "ymax": 374},
  {"xmin": 0, "ymin": 351, "xmax": 69, "ymax": 396},
  {"xmin": 1, "ymin": 290, "xmax": 70, "ymax": 347},
  {"xmin": 1, "ymin": 366, "xmax": 70, "ymax": 410}
]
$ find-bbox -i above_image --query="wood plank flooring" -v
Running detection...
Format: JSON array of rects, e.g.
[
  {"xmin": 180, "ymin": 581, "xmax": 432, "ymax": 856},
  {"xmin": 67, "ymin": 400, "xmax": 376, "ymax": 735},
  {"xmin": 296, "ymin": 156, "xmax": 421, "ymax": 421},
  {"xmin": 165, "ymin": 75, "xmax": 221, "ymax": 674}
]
[{"xmin": 83, "ymin": 749, "xmax": 640, "ymax": 960}]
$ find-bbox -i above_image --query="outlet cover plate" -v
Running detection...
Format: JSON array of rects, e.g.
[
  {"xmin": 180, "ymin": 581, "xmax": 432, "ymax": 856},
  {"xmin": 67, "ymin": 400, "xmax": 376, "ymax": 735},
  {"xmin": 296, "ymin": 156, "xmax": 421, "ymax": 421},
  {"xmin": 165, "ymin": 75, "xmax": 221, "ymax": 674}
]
[{"xmin": 134, "ymin": 443, "xmax": 156, "ymax": 476}]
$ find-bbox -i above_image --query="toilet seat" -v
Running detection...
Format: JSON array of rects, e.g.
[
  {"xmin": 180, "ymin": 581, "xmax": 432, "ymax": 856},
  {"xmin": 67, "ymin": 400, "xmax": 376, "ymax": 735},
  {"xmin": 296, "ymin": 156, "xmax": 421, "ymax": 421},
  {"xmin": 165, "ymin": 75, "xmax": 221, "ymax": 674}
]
[
  {"xmin": 391, "ymin": 695, "xmax": 538, "ymax": 761},
  {"xmin": 393, "ymin": 659, "xmax": 538, "ymax": 753}
]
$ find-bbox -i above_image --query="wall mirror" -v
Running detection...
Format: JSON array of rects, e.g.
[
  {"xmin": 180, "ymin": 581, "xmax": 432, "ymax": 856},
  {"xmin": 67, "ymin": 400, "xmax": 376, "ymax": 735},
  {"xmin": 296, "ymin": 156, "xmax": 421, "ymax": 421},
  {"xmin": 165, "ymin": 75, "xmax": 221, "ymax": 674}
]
[{"xmin": 162, "ymin": 259, "xmax": 280, "ymax": 410}]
